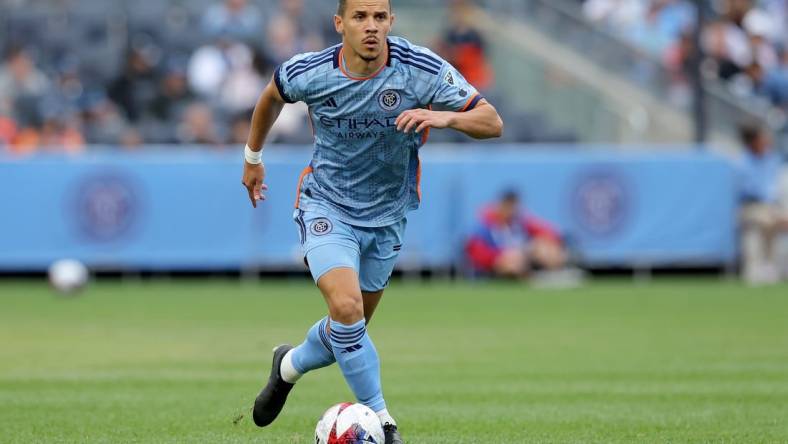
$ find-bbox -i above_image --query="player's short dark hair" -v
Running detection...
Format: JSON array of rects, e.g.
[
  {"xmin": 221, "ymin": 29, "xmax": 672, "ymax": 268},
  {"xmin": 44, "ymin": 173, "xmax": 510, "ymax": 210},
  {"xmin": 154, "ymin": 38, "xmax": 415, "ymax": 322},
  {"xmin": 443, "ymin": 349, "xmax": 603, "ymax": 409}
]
[{"xmin": 337, "ymin": 0, "xmax": 392, "ymax": 16}]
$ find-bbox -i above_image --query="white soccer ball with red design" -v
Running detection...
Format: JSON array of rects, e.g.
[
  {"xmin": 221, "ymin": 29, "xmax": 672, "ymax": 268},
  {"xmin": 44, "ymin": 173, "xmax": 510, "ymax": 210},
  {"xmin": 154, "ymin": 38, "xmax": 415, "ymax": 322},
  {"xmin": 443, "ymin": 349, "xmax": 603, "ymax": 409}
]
[{"xmin": 315, "ymin": 402, "xmax": 385, "ymax": 444}]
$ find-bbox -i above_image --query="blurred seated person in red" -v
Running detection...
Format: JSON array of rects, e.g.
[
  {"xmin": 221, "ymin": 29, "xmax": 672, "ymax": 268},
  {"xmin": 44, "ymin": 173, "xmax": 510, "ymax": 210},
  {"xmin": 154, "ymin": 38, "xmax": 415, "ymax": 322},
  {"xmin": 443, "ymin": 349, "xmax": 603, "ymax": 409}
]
[{"xmin": 466, "ymin": 190, "xmax": 567, "ymax": 278}]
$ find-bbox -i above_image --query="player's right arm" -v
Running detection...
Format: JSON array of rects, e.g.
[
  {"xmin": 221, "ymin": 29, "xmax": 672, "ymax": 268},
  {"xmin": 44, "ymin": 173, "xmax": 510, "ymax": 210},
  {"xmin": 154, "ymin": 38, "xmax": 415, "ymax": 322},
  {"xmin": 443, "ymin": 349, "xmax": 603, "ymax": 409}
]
[{"xmin": 242, "ymin": 77, "xmax": 287, "ymax": 208}]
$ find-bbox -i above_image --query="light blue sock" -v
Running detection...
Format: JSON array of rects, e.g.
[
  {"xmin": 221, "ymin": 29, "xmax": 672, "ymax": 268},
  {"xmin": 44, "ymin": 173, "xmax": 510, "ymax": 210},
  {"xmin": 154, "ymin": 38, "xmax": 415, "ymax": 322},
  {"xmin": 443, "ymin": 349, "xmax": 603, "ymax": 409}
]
[
  {"xmin": 329, "ymin": 319, "xmax": 386, "ymax": 412},
  {"xmin": 290, "ymin": 317, "xmax": 336, "ymax": 374}
]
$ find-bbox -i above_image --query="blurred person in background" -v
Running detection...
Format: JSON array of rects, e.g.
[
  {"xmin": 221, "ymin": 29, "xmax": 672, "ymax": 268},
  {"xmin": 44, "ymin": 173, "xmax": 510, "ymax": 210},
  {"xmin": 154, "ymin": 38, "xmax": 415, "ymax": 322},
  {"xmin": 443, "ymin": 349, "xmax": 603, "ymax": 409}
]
[
  {"xmin": 108, "ymin": 48, "xmax": 160, "ymax": 124},
  {"xmin": 437, "ymin": 0, "xmax": 494, "ymax": 94},
  {"xmin": 201, "ymin": 0, "xmax": 263, "ymax": 43},
  {"xmin": 149, "ymin": 58, "xmax": 194, "ymax": 123},
  {"xmin": 664, "ymin": 30, "xmax": 696, "ymax": 106},
  {"xmin": 584, "ymin": 0, "xmax": 694, "ymax": 56},
  {"xmin": 188, "ymin": 37, "xmax": 266, "ymax": 116},
  {"xmin": 0, "ymin": 97, "xmax": 17, "ymax": 150},
  {"xmin": 742, "ymin": 8, "xmax": 779, "ymax": 70},
  {"xmin": 80, "ymin": 93, "xmax": 133, "ymax": 146},
  {"xmin": 627, "ymin": 0, "xmax": 696, "ymax": 57},
  {"xmin": 465, "ymin": 190, "xmax": 567, "ymax": 279},
  {"xmin": 737, "ymin": 122, "xmax": 788, "ymax": 284},
  {"xmin": 264, "ymin": 15, "xmax": 310, "ymax": 65},
  {"xmin": 0, "ymin": 46, "xmax": 51, "ymax": 111},
  {"xmin": 37, "ymin": 115, "xmax": 85, "ymax": 153},
  {"xmin": 0, "ymin": 46, "xmax": 51, "ymax": 150},
  {"xmin": 176, "ymin": 102, "xmax": 222, "ymax": 145},
  {"xmin": 762, "ymin": 45, "xmax": 788, "ymax": 108},
  {"xmin": 583, "ymin": 0, "xmax": 645, "ymax": 31},
  {"xmin": 277, "ymin": 0, "xmax": 331, "ymax": 50}
]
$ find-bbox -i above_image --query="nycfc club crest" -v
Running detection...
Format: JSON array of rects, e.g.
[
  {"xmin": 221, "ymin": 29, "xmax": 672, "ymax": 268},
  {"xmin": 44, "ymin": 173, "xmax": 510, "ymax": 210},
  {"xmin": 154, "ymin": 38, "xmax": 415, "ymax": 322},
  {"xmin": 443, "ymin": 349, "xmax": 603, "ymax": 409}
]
[
  {"xmin": 377, "ymin": 89, "xmax": 401, "ymax": 111},
  {"xmin": 569, "ymin": 168, "xmax": 632, "ymax": 239},
  {"xmin": 69, "ymin": 173, "xmax": 142, "ymax": 242},
  {"xmin": 310, "ymin": 218, "xmax": 333, "ymax": 236}
]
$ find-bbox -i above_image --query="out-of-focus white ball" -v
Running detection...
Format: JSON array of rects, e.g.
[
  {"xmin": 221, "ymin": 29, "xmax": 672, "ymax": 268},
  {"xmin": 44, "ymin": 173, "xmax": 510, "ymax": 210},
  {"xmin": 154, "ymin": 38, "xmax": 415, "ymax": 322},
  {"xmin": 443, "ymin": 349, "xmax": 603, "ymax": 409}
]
[{"xmin": 48, "ymin": 259, "xmax": 88, "ymax": 294}]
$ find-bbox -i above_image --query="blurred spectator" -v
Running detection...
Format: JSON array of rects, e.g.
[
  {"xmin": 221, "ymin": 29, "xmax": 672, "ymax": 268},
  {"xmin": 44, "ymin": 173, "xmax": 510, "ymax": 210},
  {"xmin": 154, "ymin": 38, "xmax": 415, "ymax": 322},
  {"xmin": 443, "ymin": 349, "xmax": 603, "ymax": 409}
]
[
  {"xmin": 201, "ymin": 0, "xmax": 263, "ymax": 43},
  {"xmin": 108, "ymin": 48, "xmax": 160, "ymax": 123},
  {"xmin": 584, "ymin": 0, "xmax": 787, "ymax": 120},
  {"xmin": 627, "ymin": 0, "xmax": 696, "ymax": 56},
  {"xmin": 437, "ymin": 0, "xmax": 494, "ymax": 94},
  {"xmin": 38, "ymin": 116, "xmax": 85, "ymax": 153},
  {"xmin": 175, "ymin": 102, "xmax": 222, "ymax": 145},
  {"xmin": 737, "ymin": 122, "xmax": 788, "ymax": 284},
  {"xmin": 664, "ymin": 30, "xmax": 696, "ymax": 106},
  {"xmin": 585, "ymin": 0, "xmax": 695, "ymax": 56},
  {"xmin": 149, "ymin": 59, "xmax": 194, "ymax": 123},
  {"xmin": 0, "ymin": 46, "xmax": 50, "ymax": 104},
  {"xmin": 188, "ymin": 39, "xmax": 265, "ymax": 114},
  {"xmin": 81, "ymin": 93, "xmax": 131, "ymax": 146},
  {"xmin": 265, "ymin": 16, "xmax": 309, "ymax": 65},
  {"xmin": 465, "ymin": 190, "xmax": 567, "ymax": 278},
  {"xmin": 742, "ymin": 8, "xmax": 779, "ymax": 69},
  {"xmin": 583, "ymin": 0, "xmax": 645, "ymax": 31},
  {"xmin": 0, "ymin": 97, "xmax": 17, "ymax": 149},
  {"xmin": 276, "ymin": 0, "xmax": 330, "ymax": 51},
  {"xmin": 0, "ymin": 46, "xmax": 51, "ymax": 126},
  {"xmin": 702, "ymin": 18, "xmax": 752, "ymax": 79},
  {"xmin": 119, "ymin": 127, "xmax": 144, "ymax": 150},
  {"xmin": 762, "ymin": 47, "xmax": 788, "ymax": 108}
]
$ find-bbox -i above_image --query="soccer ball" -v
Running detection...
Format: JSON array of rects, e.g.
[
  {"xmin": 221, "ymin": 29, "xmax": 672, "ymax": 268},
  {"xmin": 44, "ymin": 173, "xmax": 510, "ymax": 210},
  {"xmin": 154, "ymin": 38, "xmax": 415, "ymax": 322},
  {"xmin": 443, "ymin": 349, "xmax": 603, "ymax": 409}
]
[
  {"xmin": 48, "ymin": 259, "xmax": 89, "ymax": 294},
  {"xmin": 315, "ymin": 403, "xmax": 385, "ymax": 444}
]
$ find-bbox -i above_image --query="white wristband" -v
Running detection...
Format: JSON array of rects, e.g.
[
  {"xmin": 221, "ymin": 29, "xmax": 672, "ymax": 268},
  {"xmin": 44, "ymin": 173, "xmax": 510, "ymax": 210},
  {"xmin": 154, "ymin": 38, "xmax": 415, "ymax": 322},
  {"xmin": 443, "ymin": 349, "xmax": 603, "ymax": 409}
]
[{"xmin": 244, "ymin": 145, "xmax": 263, "ymax": 165}]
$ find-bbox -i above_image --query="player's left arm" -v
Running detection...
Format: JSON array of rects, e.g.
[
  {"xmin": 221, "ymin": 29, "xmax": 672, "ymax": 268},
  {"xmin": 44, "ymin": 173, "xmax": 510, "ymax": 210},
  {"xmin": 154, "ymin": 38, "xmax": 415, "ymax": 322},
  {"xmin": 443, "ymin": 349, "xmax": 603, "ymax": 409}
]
[{"xmin": 395, "ymin": 99, "xmax": 503, "ymax": 139}]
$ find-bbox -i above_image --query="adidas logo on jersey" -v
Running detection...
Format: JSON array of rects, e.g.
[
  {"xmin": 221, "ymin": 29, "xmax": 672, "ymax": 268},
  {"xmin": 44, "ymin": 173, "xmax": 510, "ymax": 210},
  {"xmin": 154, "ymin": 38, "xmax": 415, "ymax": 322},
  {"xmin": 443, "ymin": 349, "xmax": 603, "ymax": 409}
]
[{"xmin": 322, "ymin": 97, "xmax": 338, "ymax": 108}]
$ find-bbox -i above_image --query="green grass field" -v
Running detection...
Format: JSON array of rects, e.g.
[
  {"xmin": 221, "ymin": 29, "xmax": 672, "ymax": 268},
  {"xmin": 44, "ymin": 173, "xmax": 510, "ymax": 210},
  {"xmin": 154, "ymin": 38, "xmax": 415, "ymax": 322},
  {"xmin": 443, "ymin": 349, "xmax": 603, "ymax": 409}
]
[{"xmin": 1, "ymin": 278, "xmax": 787, "ymax": 443}]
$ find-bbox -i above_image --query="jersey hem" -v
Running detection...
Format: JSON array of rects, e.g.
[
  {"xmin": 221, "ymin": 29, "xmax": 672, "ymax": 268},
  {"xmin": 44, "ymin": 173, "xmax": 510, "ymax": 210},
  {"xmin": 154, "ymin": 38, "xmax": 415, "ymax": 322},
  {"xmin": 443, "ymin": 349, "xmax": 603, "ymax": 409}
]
[{"xmin": 299, "ymin": 197, "xmax": 416, "ymax": 228}]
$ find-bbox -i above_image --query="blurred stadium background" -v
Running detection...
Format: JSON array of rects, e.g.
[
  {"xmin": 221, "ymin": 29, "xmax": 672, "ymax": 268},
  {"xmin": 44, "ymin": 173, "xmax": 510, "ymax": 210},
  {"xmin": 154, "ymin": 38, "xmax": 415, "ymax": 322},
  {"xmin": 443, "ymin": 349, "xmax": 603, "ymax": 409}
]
[{"xmin": 1, "ymin": 0, "xmax": 788, "ymax": 442}]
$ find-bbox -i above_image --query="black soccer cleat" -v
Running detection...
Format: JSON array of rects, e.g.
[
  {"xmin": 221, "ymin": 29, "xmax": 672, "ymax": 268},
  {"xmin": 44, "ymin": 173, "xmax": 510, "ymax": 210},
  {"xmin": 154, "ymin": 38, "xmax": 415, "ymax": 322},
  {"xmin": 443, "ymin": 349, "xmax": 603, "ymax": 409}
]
[
  {"xmin": 252, "ymin": 344, "xmax": 295, "ymax": 427},
  {"xmin": 383, "ymin": 423, "xmax": 403, "ymax": 444}
]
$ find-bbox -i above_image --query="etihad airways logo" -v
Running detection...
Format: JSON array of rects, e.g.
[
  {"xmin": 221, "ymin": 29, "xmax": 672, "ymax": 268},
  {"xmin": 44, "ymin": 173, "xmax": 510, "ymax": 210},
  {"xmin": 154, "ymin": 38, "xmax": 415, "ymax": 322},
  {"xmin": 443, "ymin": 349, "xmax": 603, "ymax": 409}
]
[{"xmin": 318, "ymin": 115, "xmax": 399, "ymax": 130}]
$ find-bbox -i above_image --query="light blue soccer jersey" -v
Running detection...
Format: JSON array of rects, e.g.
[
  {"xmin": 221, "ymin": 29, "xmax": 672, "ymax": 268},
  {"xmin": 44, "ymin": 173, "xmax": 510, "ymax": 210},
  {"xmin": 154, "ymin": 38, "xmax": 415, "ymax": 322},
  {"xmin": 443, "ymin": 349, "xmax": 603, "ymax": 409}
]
[{"xmin": 275, "ymin": 36, "xmax": 483, "ymax": 227}]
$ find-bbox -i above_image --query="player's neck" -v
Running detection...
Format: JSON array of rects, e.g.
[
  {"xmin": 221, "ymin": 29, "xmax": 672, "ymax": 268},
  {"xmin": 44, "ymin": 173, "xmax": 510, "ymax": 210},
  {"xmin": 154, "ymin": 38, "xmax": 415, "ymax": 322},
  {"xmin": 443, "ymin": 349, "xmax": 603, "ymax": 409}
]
[{"xmin": 341, "ymin": 42, "xmax": 388, "ymax": 77}]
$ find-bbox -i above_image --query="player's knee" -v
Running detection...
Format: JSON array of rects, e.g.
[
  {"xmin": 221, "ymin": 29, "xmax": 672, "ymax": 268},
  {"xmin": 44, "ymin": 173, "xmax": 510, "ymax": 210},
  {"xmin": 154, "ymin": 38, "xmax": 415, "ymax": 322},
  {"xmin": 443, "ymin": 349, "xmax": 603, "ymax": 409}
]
[{"xmin": 329, "ymin": 294, "xmax": 364, "ymax": 325}]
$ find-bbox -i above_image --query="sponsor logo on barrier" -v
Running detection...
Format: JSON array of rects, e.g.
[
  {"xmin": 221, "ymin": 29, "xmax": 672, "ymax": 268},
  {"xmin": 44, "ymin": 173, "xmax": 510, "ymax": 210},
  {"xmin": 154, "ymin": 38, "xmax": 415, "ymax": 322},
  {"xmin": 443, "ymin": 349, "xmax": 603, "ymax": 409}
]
[{"xmin": 570, "ymin": 168, "xmax": 632, "ymax": 239}]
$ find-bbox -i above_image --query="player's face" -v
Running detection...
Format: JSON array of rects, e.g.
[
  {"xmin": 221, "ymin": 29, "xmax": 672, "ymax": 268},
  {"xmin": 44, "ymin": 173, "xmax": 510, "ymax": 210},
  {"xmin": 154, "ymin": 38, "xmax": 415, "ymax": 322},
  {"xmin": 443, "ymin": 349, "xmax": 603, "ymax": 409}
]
[{"xmin": 335, "ymin": 0, "xmax": 394, "ymax": 62}]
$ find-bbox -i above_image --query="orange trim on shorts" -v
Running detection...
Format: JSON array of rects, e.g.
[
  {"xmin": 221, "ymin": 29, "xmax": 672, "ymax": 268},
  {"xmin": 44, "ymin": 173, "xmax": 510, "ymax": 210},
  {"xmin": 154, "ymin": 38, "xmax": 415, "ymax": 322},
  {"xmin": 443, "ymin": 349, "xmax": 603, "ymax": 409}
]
[
  {"xmin": 338, "ymin": 47, "xmax": 388, "ymax": 81},
  {"xmin": 460, "ymin": 93, "xmax": 482, "ymax": 112},
  {"xmin": 294, "ymin": 166, "xmax": 314, "ymax": 208}
]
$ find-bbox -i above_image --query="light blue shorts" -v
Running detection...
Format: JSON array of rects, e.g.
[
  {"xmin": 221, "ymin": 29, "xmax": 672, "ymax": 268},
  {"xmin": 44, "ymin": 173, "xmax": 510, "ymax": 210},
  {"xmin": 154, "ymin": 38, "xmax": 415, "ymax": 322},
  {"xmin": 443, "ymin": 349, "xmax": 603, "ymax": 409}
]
[{"xmin": 293, "ymin": 208, "xmax": 406, "ymax": 292}]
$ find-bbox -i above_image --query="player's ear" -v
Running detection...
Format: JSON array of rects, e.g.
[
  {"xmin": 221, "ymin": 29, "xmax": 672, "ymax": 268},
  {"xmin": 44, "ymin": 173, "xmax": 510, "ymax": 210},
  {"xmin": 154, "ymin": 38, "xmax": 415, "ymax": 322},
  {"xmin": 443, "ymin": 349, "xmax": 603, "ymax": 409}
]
[{"xmin": 334, "ymin": 15, "xmax": 343, "ymax": 34}]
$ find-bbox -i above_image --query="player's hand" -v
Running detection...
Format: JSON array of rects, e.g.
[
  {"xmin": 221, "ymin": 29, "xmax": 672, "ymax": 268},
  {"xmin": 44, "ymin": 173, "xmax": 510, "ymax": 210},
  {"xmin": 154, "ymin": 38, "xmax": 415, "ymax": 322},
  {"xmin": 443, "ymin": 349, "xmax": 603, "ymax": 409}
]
[
  {"xmin": 242, "ymin": 161, "xmax": 268, "ymax": 208},
  {"xmin": 396, "ymin": 109, "xmax": 453, "ymax": 134}
]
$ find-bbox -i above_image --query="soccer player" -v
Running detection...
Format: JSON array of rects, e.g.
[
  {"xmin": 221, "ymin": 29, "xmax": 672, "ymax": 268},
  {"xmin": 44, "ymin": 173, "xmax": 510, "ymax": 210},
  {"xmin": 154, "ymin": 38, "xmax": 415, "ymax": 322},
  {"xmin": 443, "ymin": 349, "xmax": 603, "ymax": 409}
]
[{"xmin": 241, "ymin": 1, "xmax": 503, "ymax": 442}]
